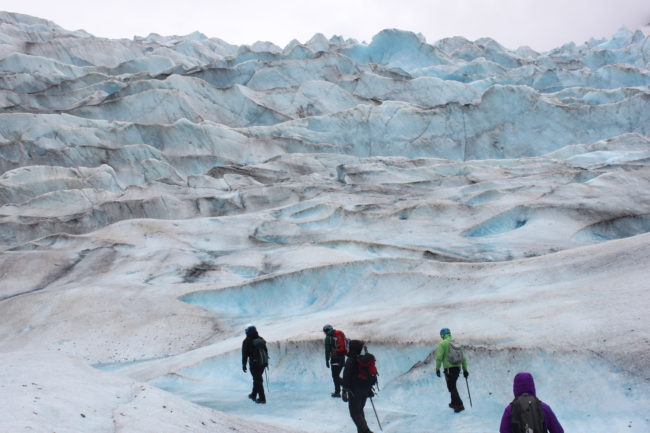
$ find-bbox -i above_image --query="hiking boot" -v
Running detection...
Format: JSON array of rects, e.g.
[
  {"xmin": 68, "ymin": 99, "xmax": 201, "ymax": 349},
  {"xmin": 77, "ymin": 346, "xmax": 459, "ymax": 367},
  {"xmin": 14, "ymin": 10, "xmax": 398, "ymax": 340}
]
[
  {"xmin": 454, "ymin": 405, "xmax": 465, "ymax": 413},
  {"xmin": 448, "ymin": 403, "xmax": 454, "ymax": 408},
  {"xmin": 331, "ymin": 392, "xmax": 341, "ymax": 398},
  {"xmin": 255, "ymin": 398, "xmax": 266, "ymax": 404},
  {"xmin": 248, "ymin": 393, "xmax": 256, "ymax": 401}
]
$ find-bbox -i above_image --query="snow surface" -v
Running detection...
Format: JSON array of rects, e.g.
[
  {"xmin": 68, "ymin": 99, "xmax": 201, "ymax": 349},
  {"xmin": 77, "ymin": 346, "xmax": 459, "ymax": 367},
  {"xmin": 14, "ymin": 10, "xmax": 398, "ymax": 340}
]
[{"xmin": 1, "ymin": 10, "xmax": 650, "ymax": 433}]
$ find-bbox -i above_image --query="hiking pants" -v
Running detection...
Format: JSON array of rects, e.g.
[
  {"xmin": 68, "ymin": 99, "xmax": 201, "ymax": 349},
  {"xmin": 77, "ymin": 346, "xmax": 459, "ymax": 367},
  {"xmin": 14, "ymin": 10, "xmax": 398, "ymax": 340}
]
[
  {"xmin": 348, "ymin": 392, "xmax": 371, "ymax": 433},
  {"xmin": 444, "ymin": 366, "xmax": 464, "ymax": 408},
  {"xmin": 250, "ymin": 364, "xmax": 266, "ymax": 401},
  {"xmin": 331, "ymin": 358, "xmax": 344, "ymax": 393}
]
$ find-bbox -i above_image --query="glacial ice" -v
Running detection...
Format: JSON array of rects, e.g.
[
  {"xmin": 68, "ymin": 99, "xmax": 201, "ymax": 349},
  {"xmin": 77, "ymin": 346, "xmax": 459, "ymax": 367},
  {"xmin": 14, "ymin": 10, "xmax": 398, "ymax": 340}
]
[{"xmin": 1, "ymin": 10, "xmax": 650, "ymax": 433}]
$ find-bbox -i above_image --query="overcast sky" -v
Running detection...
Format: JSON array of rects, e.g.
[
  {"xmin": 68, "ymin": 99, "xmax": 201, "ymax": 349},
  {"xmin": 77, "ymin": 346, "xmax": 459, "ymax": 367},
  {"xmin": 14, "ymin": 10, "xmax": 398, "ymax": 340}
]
[{"xmin": 2, "ymin": 0, "xmax": 650, "ymax": 51}]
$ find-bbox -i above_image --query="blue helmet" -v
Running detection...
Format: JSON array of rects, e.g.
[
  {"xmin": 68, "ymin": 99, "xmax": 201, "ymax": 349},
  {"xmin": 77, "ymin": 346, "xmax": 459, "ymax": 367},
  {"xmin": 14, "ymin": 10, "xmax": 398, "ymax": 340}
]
[{"xmin": 440, "ymin": 328, "xmax": 451, "ymax": 337}]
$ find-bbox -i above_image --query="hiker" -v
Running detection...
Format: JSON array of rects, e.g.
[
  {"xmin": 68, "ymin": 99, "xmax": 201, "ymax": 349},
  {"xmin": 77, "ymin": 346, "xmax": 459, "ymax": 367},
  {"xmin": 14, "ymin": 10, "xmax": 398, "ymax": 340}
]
[
  {"xmin": 341, "ymin": 340, "xmax": 378, "ymax": 433},
  {"xmin": 435, "ymin": 327, "xmax": 468, "ymax": 413},
  {"xmin": 242, "ymin": 325, "xmax": 268, "ymax": 404},
  {"xmin": 323, "ymin": 324, "xmax": 348, "ymax": 397},
  {"xmin": 499, "ymin": 372, "xmax": 564, "ymax": 433}
]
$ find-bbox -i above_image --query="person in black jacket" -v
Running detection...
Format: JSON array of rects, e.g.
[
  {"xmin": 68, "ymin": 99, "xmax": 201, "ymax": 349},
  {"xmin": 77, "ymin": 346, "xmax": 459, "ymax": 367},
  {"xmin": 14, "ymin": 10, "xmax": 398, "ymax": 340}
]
[
  {"xmin": 241, "ymin": 325, "xmax": 268, "ymax": 404},
  {"xmin": 342, "ymin": 339, "xmax": 376, "ymax": 433},
  {"xmin": 323, "ymin": 324, "xmax": 347, "ymax": 397}
]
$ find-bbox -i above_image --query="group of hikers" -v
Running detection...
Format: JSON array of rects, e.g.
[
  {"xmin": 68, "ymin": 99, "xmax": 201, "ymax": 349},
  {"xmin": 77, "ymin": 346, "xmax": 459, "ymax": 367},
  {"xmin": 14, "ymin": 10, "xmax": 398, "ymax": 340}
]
[{"xmin": 241, "ymin": 324, "xmax": 564, "ymax": 433}]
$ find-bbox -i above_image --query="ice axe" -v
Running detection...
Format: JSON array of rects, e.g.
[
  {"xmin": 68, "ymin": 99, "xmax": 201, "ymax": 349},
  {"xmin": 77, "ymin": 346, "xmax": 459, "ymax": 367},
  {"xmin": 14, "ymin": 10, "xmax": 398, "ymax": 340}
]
[
  {"xmin": 465, "ymin": 376, "xmax": 473, "ymax": 408},
  {"xmin": 265, "ymin": 368, "xmax": 270, "ymax": 394},
  {"xmin": 369, "ymin": 396, "xmax": 383, "ymax": 431}
]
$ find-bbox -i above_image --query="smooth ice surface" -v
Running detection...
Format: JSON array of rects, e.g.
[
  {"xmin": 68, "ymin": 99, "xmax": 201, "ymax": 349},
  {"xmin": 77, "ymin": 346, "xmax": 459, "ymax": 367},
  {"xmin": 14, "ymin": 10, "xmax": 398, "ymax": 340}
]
[{"xmin": 1, "ymin": 11, "xmax": 650, "ymax": 433}]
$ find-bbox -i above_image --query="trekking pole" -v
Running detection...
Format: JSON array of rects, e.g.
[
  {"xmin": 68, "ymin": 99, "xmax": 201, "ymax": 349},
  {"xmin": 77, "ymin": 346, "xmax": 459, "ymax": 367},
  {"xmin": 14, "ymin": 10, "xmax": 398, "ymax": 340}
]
[
  {"xmin": 465, "ymin": 377, "xmax": 472, "ymax": 408},
  {"xmin": 369, "ymin": 397, "xmax": 383, "ymax": 431},
  {"xmin": 265, "ymin": 368, "xmax": 270, "ymax": 394}
]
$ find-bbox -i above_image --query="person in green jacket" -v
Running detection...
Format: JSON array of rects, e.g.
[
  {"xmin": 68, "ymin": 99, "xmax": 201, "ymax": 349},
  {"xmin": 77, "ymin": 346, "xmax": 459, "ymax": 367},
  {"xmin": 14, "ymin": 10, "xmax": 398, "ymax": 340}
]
[{"xmin": 435, "ymin": 328, "xmax": 468, "ymax": 413}]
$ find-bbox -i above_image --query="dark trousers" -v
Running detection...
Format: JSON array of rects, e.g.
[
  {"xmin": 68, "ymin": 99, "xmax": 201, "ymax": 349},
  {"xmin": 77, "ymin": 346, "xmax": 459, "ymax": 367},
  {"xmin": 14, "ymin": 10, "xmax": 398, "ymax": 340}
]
[
  {"xmin": 348, "ymin": 393, "xmax": 371, "ymax": 433},
  {"xmin": 444, "ymin": 367, "xmax": 464, "ymax": 408},
  {"xmin": 250, "ymin": 364, "xmax": 266, "ymax": 401},
  {"xmin": 331, "ymin": 362, "xmax": 344, "ymax": 393}
]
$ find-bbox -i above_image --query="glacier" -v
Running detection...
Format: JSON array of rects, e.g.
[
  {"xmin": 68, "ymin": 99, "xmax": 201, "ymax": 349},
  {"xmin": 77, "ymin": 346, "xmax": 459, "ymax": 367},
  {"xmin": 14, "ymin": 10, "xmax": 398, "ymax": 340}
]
[{"xmin": 1, "ymin": 10, "xmax": 650, "ymax": 433}]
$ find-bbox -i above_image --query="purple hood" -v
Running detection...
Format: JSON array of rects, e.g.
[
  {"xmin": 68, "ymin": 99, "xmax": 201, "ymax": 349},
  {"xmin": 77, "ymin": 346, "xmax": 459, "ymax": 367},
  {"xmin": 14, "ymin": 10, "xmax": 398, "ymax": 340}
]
[
  {"xmin": 500, "ymin": 372, "xmax": 564, "ymax": 433},
  {"xmin": 513, "ymin": 372, "xmax": 536, "ymax": 397}
]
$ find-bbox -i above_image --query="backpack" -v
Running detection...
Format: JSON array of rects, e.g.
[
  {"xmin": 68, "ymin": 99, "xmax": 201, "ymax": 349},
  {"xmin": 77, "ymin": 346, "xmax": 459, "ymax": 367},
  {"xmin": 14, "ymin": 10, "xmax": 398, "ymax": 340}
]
[
  {"xmin": 252, "ymin": 337, "xmax": 269, "ymax": 368},
  {"xmin": 447, "ymin": 340, "xmax": 464, "ymax": 365},
  {"xmin": 510, "ymin": 393, "xmax": 546, "ymax": 433},
  {"xmin": 355, "ymin": 353, "xmax": 378, "ymax": 386},
  {"xmin": 332, "ymin": 330, "xmax": 349, "ymax": 356}
]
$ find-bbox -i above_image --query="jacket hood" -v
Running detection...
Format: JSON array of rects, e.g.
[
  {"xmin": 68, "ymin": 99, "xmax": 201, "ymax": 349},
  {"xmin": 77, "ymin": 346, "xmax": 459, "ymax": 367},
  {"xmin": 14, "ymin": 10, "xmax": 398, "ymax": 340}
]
[
  {"xmin": 349, "ymin": 339, "xmax": 364, "ymax": 355},
  {"xmin": 513, "ymin": 372, "xmax": 536, "ymax": 397}
]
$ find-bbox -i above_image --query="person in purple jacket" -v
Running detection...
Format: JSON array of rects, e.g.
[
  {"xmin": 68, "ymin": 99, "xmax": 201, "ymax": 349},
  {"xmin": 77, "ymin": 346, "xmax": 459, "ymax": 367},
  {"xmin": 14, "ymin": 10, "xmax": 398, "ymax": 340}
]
[{"xmin": 499, "ymin": 372, "xmax": 564, "ymax": 433}]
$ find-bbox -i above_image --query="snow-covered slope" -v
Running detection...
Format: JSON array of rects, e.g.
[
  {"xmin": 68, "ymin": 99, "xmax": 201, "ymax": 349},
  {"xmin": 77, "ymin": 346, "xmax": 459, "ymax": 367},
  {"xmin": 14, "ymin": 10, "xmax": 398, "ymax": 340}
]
[{"xmin": 1, "ymin": 11, "xmax": 649, "ymax": 433}]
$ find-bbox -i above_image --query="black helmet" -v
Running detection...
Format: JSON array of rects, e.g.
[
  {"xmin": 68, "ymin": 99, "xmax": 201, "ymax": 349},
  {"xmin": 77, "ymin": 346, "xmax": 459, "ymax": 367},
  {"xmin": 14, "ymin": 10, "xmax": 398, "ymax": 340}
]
[
  {"xmin": 245, "ymin": 325, "xmax": 257, "ymax": 335},
  {"xmin": 323, "ymin": 324, "xmax": 333, "ymax": 333},
  {"xmin": 348, "ymin": 339, "xmax": 364, "ymax": 355}
]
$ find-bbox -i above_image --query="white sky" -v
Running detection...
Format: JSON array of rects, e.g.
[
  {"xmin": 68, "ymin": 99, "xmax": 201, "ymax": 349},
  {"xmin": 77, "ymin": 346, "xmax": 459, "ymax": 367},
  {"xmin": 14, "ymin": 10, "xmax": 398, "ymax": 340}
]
[{"xmin": 2, "ymin": 0, "xmax": 650, "ymax": 51}]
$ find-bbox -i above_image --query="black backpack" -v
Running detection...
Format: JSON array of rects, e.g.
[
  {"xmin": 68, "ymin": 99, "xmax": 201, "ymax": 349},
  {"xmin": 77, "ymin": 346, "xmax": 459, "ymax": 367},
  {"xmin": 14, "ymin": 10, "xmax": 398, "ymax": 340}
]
[
  {"xmin": 510, "ymin": 393, "xmax": 545, "ymax": 433},
  {"xmin": 251, "ymin": 337, "xmax": 269, "ymax": 368}
]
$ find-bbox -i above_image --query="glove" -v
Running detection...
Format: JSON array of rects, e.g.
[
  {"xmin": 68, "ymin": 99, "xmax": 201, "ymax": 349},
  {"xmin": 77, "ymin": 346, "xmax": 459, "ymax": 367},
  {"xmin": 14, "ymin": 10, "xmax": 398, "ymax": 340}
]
[
  {"xmin": 341, "ymin": 390, "xmax": 349, "ymax": 402},
  {"xmin": 242, "ymin": 365, "xmax": 247, "ymax": 373},
  {"xmin": 368, "ymin": 389, "xmax": 375, "ymax": 398},
  {"xmin": 326, "ymin": 361, "xmax": 330, "ymax": 368},
  {"xmin": 436, "ymin": 369, "xmax": 441, "ymax": 377},
  {"xmin": 463, "ymin": 370, "xmax": 469, "ymax": 378}
]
